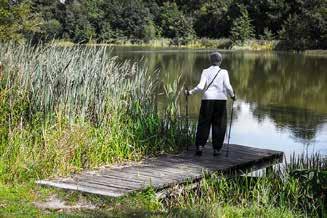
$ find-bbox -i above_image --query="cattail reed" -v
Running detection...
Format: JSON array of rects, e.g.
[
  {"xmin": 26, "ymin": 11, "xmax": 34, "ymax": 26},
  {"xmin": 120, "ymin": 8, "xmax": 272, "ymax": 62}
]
[{"xmin": 0, "ymin": 43, "xmax": 191, "ymax": 182}]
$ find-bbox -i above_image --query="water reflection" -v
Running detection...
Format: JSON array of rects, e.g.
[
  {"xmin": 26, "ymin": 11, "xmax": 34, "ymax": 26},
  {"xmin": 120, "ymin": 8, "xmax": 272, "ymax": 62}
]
[
  {"xmin": 112, "ymin": 47, "xmax": 327, "ymax": 156},
  {"xmin": 251, "ymin": 105, "xmax": 326, "ymax": 144}
]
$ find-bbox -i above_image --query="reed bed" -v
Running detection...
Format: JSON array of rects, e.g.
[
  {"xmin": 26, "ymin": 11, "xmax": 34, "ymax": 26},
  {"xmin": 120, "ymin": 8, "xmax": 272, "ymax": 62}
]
[{"xmin": 0, "ymin": 43, "xmax": 191, "ymax": 183}]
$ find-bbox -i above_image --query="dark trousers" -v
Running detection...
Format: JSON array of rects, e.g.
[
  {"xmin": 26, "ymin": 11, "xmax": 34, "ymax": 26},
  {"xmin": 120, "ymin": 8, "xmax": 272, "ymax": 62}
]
[{"xmin": 195, "ymin": 100, "xmax": 227, "ymax": 150}]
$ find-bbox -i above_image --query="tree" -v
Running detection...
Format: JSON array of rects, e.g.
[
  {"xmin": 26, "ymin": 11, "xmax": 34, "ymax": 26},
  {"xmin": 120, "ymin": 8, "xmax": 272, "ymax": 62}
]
[
  {"xmin": 0, "ymin": 0, "xmax": 42, "ymax": 42},
  {"xmin": 245, "ymin": 0, "xmax": 289, "ymax": 37},
  {"xmin": 278, "ymin": 0, "xmax": 327, "ymax": 50},
  {"xmin": 259, "ymin": 27, "xmax": 275, "ymax": 40},
  {"xmin": 102, "ymin": 0, "xmax": 154, "ymax": 40},
  {"xmin": 230, "ymin": 5, "xmax": 254, "ymax": 45},
  {"xmin": 83, "ymin": 0, "xmax": 105, "ymax": 41},
  {"xmin": 43, "ymin": 19, "xmax": 62, "ymax": 39},
  {"xmin": 144, "ymin": 20, "xmax": 157, "ymax": 42},
  {"xmin": 30, "ymin": 0, "xmax": 64, "ymax": 41},
  {"xmin": 98, "ymin": 22, "xmax": 113, "ymax": 42},
  {"xmin": 278, "ymin": 14, "xmax": 308, "ymax": 50},
  {"xmin": 194, "ymin": 0, "xmax": 232, "ymax": 38},
  {"xmin": 159, "ymin": 2, "xmax": 194, "ymax": 40}
]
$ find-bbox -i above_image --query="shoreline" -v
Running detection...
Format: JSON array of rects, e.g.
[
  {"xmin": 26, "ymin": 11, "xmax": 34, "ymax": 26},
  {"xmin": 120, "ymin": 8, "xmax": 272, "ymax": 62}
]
[
  {"xmin": 53, "ymin": 38, "xmax": 274, "ymax": 50},
  {"xmin": 52, "ymin": 39, "xmax": 327, "ymax": 54}
]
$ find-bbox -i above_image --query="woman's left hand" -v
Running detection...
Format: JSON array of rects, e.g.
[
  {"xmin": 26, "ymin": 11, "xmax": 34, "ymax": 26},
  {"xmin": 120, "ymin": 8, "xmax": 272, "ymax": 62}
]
[{"xmin": 184, "ymin": 89, "xmax": 190, "ymax": 96}]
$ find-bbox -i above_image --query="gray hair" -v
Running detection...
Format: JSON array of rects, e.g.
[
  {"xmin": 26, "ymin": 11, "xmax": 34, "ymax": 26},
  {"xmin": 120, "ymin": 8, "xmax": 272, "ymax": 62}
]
[{"xmin": 209, "ymin": 52, "xmax": 223, "ymax": 66}]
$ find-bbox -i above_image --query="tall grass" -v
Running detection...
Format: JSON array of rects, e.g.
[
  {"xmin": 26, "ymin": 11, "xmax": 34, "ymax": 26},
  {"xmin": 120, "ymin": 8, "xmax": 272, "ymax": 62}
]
[
  {"xmin": 0, "ymin": 43, "xmax": 191, "ymax": 182},
  {"xmin": 0, "ymin": 44, "xmax": 155, "ymax": 123},
  {"xmin": 162, "ymin": 154, "xmax": 327, "ymax": 217}
]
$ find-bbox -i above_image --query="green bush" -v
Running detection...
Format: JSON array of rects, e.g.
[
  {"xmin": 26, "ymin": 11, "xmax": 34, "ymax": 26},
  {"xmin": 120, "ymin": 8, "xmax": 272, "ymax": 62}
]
[
  {"xmin": 230, "ymin": 5, "xmax": 254, "ymax": 45},
  {"xmin": 159, "ymin": 2, "xmax": 195, "ymax": 40}
]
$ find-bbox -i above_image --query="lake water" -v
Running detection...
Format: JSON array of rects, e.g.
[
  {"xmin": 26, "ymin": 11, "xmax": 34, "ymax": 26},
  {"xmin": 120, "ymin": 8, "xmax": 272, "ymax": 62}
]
[{"xmin": 112, "ymin": 47, "xmax": 327, "ymax": 158}]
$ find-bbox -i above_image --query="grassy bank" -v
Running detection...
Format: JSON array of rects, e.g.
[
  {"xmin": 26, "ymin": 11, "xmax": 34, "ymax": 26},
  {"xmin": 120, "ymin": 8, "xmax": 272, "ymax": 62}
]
[
  {"xmin": 53, "ymin": 38, "xmax": 281, "ymax": 51},
  {"xmin": 53, "ymin": 38, "xmax": 327, "ymax": 52}
]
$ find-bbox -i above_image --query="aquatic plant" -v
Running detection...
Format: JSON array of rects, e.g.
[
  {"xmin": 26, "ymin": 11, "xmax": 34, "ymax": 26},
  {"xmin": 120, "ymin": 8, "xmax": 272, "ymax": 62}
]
[{"xmin": 0, "ymin": 43, "xmax": 191, "ymax": 182}]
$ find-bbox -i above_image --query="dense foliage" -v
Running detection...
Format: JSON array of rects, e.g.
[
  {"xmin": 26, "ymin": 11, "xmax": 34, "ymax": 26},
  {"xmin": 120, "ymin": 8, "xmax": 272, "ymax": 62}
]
[{"xmin": 0, "ymin": 0, "xmax": 326, "ymax": 49}]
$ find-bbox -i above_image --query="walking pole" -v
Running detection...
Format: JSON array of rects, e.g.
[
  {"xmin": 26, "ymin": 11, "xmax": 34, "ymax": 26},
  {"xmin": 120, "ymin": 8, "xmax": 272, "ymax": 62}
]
[
  {"xmin": 226, "ymin": 99, "xmax": 234, "ymax": 157},
  {"xmin": 185, "ymin": 87, "xmax": 189, "ymax": 151}
]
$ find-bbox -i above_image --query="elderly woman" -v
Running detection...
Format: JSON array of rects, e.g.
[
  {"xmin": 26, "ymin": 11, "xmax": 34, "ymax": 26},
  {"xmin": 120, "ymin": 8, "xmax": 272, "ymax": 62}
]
[{"xmin": 185, "ymin": 52, "xmax": 235, "ymax": 156}]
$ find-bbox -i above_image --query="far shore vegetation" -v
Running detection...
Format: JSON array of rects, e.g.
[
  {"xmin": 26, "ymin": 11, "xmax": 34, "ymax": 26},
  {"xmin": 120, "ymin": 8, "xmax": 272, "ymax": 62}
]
[
  {"xmin": 52, "ymin": 38, "xmax": 327, "ymax": 53},
  {"xmin": 0, "ymin": 0, "xmax": 326, "ymax": 51},
  {"xmin": 53, "ymin": 38, "xmax": 280, "ymax": 51}
]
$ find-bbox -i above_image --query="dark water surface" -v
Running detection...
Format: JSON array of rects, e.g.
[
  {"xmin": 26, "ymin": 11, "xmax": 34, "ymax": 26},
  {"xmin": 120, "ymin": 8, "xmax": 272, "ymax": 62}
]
[{"xmin": 112, "ymin": 47, "xmax": 327, "ymax": 158}]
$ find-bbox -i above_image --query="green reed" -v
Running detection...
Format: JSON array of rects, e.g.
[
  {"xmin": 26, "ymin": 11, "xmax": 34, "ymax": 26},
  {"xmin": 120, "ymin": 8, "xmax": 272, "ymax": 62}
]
[
  {"xmin": 0, "ymin": 43, "xmax": 191, "ymax": 183},
  {"xmin": 0, "ymin": 43, "xmax": 155, "ymax": 124},
  {"xmin": 161, "ymin": 154, "xmax": 326, "ymax": 217}
]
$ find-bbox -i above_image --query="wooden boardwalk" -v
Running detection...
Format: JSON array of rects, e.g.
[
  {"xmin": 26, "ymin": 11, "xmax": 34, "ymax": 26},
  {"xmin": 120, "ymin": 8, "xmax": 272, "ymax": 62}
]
[{"xmin": 37, "ymin": 144, "xmax": 283, "ymax": 197}]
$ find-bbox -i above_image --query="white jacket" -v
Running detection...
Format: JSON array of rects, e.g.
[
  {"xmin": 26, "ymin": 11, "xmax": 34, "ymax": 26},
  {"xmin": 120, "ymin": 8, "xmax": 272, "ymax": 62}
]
[{"xmin": 189, "ymin": 66, "xmax": 234, "ymax": 100}]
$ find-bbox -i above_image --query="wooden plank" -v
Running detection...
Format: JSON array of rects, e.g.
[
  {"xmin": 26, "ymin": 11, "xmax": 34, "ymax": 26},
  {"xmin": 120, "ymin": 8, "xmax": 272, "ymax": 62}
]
[
  {"xmin": 37, "ymin": 180, "xmax": 125, "ymax": 197},
  {"xmin": 133, "ymin": 163, "xmax": 204, "ymax": 175},
  {"xmin": 102, "ymin": 168, "xmax": 177, "ymax": 186},
  {"xmin": 181, "ymin": 144, "xmax": 266, "ymax": 154},
  {"xmin": 60, "ymin": 180, "xmax": 133, "ymax": 195},
  {"xmin": 232, "ymin": 144, "xmax": 283, "ymax": 154},
  {"xmin": 118, "ymin": 168, "xmax": 184, "ymax": 184},
  {"xmin": 96, "ymin": 173, "xmax": 148, "ymax": 185},
  {"xmin": 98, "ymin": 168, "xmax": 161, "ymax": 183},
  {"xmin": 74, "ymin": 178, "xmax": 135, "ymax": 191},
  {"xmin": 100, "ymin": 167, "xmax": 203, "ymax": 187},
  {"xmin": 153, "ymin": 161, "xmax": 203, "ymax": 174},
  {"xmin": 214, "ymin": 148, "xmax": 274, "ymax": 159},
  {"xmin": 77, "ymin": 180, "xmax": 136, "ymax": 193},
  {"xmin": 82, "ymin": 172, "xmax": 147, "ymax": 185},
  {"xmin": 111, "ymin": 166, "xmax": 203, "ymax": 190},
  {"xmin": 189, "ymin": 158, "xmax": 240, "ymax": 170},
  {"xmin": 228, "ymin": 145, "xmax": 283, "ymax": 157},
  {"xmin": 74, "ymin": 175, "xmax": 144, "ymax": 190}
]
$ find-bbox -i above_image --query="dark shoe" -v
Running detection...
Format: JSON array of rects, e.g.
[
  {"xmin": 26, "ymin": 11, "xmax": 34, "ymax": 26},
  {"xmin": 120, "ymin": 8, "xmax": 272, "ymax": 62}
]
[
  {"xmin": 213, "ymin": 149, "xmax": 222, "ymax": 156},
  {"xmin": 194, "ymin": 146, "xmax": 204, "ymax": 156}
]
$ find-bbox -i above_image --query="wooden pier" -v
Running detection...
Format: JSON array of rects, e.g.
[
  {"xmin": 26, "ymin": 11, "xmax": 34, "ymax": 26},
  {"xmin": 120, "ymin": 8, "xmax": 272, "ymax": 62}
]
[{"xmin": 37, "ymin": 144, "xmax": 283, "ymax": 197}]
